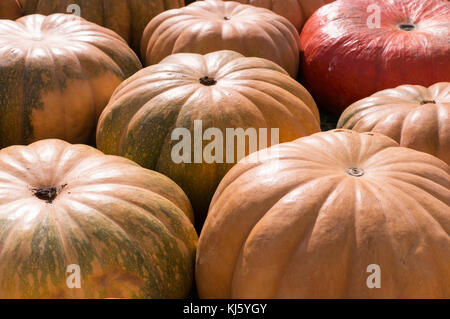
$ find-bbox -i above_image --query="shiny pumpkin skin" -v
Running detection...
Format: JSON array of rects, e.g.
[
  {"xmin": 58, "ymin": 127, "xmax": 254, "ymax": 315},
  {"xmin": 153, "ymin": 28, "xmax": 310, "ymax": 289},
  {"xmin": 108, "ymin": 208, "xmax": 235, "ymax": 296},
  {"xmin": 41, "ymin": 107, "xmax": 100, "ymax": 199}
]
[
  {"xmin": 96, "ymin": 50, "xmax": 320, "ymax": 228},
  {"xmin": 0, "ymin": 139, "xmax": 197, "ymax": 299},
  {"xmin": 299, "ymin": 0, "xmax": 450, "ymax": 115},
  {"xmin": 221, "ymin": 0, "xmax": 334, "ymax": 31},
  {"xmin": 21, "ymin": 0, "xmax": 184, "ymax": 54},
  {"xmin": 141, "ymin": 0, "xmax": 300, "ymax": 78},
  {"xmin": 196, "ymin": 129, "xmax": 450, "ymax": 298},
  {"xmin": 338, "ymin": 83, "xmax": 450, "ymax": 165},
  {"xmin": 0, "ymin": 0, "xmax": 22, "ymax": 19},
  {"xmin": 0, "ymin": 14, "xmax": 141, "ymax": 148}
]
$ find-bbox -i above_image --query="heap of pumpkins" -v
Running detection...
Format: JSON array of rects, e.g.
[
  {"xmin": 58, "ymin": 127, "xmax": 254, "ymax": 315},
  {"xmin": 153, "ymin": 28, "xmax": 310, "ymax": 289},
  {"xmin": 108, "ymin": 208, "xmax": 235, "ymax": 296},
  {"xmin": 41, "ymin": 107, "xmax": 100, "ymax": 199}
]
[{"xmin": 0, "ymin": 0, "xmax": 448, "ymax": 299}]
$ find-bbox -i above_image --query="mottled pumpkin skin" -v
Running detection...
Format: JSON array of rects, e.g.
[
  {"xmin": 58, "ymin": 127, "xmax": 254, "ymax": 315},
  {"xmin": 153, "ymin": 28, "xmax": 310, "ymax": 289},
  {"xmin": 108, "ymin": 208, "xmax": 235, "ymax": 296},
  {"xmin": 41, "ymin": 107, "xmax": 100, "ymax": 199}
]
[
  {"xmin": 221, "ymin": 0, "xmax": 334, "ymax": 31},
  {"xmin": 21, "ymin": 0, "xmax": 184, "ymax": 55},
  {"xmin": 0, "ymin": 139, "xmax": 197, "ymax": 299},
  {"xmin": 299, "ymin": 0, "xmax": 450, "ymax": 115},
  {"xmin": 0, "ymin": 0, "xmax": 22, "ymax": 19},
  {"xmin": 141, "ymin": 0, "xmax": 300, "ymax": 78},
  {"xmin": 338, "ymin": 83, "xmax": 450, "ymax": 165},
  {"xmin": 97, "ymin": 50, "xmax": 320, "ymax": 228},
  {"xmin": 0, "ymin": 14, "xmax": 141, "ymax": 148},
  {"xmin": 197, "ymin": 130, "xmax": 450, "ymax": 298}
]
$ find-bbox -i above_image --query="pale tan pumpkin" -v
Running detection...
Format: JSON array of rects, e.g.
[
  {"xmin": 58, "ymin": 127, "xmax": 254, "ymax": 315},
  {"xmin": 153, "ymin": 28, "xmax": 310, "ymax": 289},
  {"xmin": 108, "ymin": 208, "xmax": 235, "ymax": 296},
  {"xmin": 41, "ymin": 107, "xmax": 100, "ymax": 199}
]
[
  {"xmin": 338, "ymin": 83, "xmax": 450, "ymax": 165},
  {"xmin": 0, "ymin": 139, "xmax": 197, "ymax": 299},
  {"xmin": 141, "ymin": 0, "xmax": 300, "ymax": 77},
  {"xmin": 220, "ymin": 0, "xmax": 334, "ymax": 31},
  {"xmin": 0, "ymin": 14, "xmax": 141, "ymax": 148},
  {"xmin": 21, "ymin": 0, "xmax": 184, "ymax": 54},
  {"xmin": 196, "ymin": 129, "xmax": 450, "ymax": 298},
  {"xmin": 97, "ymin": 50, "xmax": 320, "ymax": 228}
]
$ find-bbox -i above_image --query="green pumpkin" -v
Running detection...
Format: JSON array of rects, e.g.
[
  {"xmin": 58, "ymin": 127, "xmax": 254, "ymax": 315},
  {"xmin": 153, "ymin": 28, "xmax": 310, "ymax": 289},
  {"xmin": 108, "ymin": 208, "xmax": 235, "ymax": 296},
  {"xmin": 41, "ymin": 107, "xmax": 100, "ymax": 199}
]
[
  {"xmin": 0, "ymin": 139, "xmax": 197, "ymax": 298},
  {"xmin": 96, "ymin": 50, "xmax": 321, "ymax": 228},
  {"xmin": 0, "ymin": 13, "xmax": 141, "ymax": 148}
]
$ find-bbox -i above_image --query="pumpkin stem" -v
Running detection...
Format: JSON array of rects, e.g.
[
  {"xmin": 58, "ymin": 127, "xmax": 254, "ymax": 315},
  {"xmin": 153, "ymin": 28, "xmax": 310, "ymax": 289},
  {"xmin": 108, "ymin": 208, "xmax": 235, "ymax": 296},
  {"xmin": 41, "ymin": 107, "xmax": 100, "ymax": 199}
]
[
  {"xmin": 346, "ymin": 168, "xmax": 364, "ymax": 177},
  {"xmin": 199, "ymin": 76, "xmax": 217, "ymax": 86},
  {"xmin": 420, "ymin": 100, "xmax": 436, "ymax": 105},
  {"xmin": 397, "ymin": 23, "xmax": 416, "ymax": 31},
  {"xmin": 32, "ymin": 184, "xmax": 67, "ymax": 203}
]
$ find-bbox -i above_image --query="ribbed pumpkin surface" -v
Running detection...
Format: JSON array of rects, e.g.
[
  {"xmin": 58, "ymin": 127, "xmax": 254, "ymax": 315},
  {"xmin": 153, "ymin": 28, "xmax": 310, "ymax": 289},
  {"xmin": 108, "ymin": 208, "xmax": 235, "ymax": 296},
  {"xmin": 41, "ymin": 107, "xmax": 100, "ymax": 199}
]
[
  {"xmin": 223, "ymin": 0, "xmax": 305, "ymax": 31},
  {"xmin": 0, "ymin": 139, "xmax": 197, "ymax": 299},
  {"xmin": 223, "ymin": 0, "xmax": 334, "ymax": 31},
  {"xmin": 21, "ymin": 0, "xmax": 184, "ymax": 54},
  {"xmin": 97, "ymin": 50, "xmax": 320, "ymax": 228},
  {"xmin": 0, "ymin": 14, "xmax": 141, "ymax": 148},
  {"xmin": 338, "ymin": 82, "xmax": 450, "ymax": 165},
  {"xmin": 141, "ymin": 0, "xmax": 300, "ymax": 77},
  {"xmin": 197, "ymin": 129, "xmax": 450, "ymax": 298}
]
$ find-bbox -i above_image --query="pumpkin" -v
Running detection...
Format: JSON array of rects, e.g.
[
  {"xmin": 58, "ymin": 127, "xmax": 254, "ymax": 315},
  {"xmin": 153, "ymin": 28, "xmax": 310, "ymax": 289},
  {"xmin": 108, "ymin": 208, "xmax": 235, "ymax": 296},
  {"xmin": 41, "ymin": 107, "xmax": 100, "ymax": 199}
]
[
  {"xmin": 96, "ymin": 50, "xmax": 321, "ymax": 229},
  {"xmin": 299, "ymin": 0, "xmax": 450, "ymax": 115},
  {"xmin": 296, "ymin": 0, "xmax": 335, "ymax": 21},
  {"xmin": 0, "ymin": 139, "xmax": 197, "ymax": 299},
  {"xmin": 0, "ymin": 14, "xmax": 141, "ymax": 148},
  {"xmin": 0, "ymin": 0, "xmax": 22, "ymax": 19},
  {"xmin": 196, "ymin": 129, "xmax": 450, "ymax": 298},
  {"xmin": 141, "ymin": 0, "xmax": 300, "ymax": 78},
  {"xmin": 337, "ymin": 83, "xmax": 450, "ymax": 165},
  {"xmin": 220, "ymin": 0, "xmax": 334, "ymax": 31},
  {"xmin": 20, "ymin": 0, "xmax": 184, "ymax": 55}
]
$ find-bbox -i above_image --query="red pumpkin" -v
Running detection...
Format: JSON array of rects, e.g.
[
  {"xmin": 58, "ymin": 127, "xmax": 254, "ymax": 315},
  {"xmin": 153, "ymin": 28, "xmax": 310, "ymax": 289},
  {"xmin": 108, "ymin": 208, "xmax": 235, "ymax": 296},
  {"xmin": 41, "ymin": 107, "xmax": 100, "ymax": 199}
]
[
  {"xmin": 0, "ymin": 0, "xmax": 22, "ymax": 19},
  {"xmin": 141, "ymin": 0, "xmax": 300, "ymax": 78},
  {"xmin": 299, "ymin": 0, "xmax": 450, "ymax": 115}
]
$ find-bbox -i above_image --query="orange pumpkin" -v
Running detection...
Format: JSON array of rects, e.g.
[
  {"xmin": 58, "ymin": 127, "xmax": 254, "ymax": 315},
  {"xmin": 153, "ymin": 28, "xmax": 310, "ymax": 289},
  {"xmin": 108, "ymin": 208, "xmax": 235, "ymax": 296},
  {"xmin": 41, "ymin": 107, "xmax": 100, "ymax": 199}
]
[
  {"xmin": 0, "ymin": 0, "xmax": 22, "ymax": 20},
  {"xmin": 338, "ymin": 83, "xmax": 450, "ymax": 165},
  {"xmin": 196, "ymin": 129, "xmax": 450, "ymax": 298},
  {"xmin": 297, "ymin": 0, "xmax": 335, "ymax": 20},
  {"xmin": 20, "ymin": 0, "xmax": 185, "ymax": 54},
  {"xmin": 0, "ymin": 14, "xmax": 141, "ymax": 148},
  {"xmin": 0, "ymin": 139, "xmax": 197, "ymax": 299},
  {"xmin": 97, "ymin": 50, "xmax": 320, "ymax": 228},
  {"xmin": 141, "ymin": 0, "xmax": 300, "ymax": 77},
  {"xmin": 222, "ymin": 0, "xmax": 334, "ymax": 31}
]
